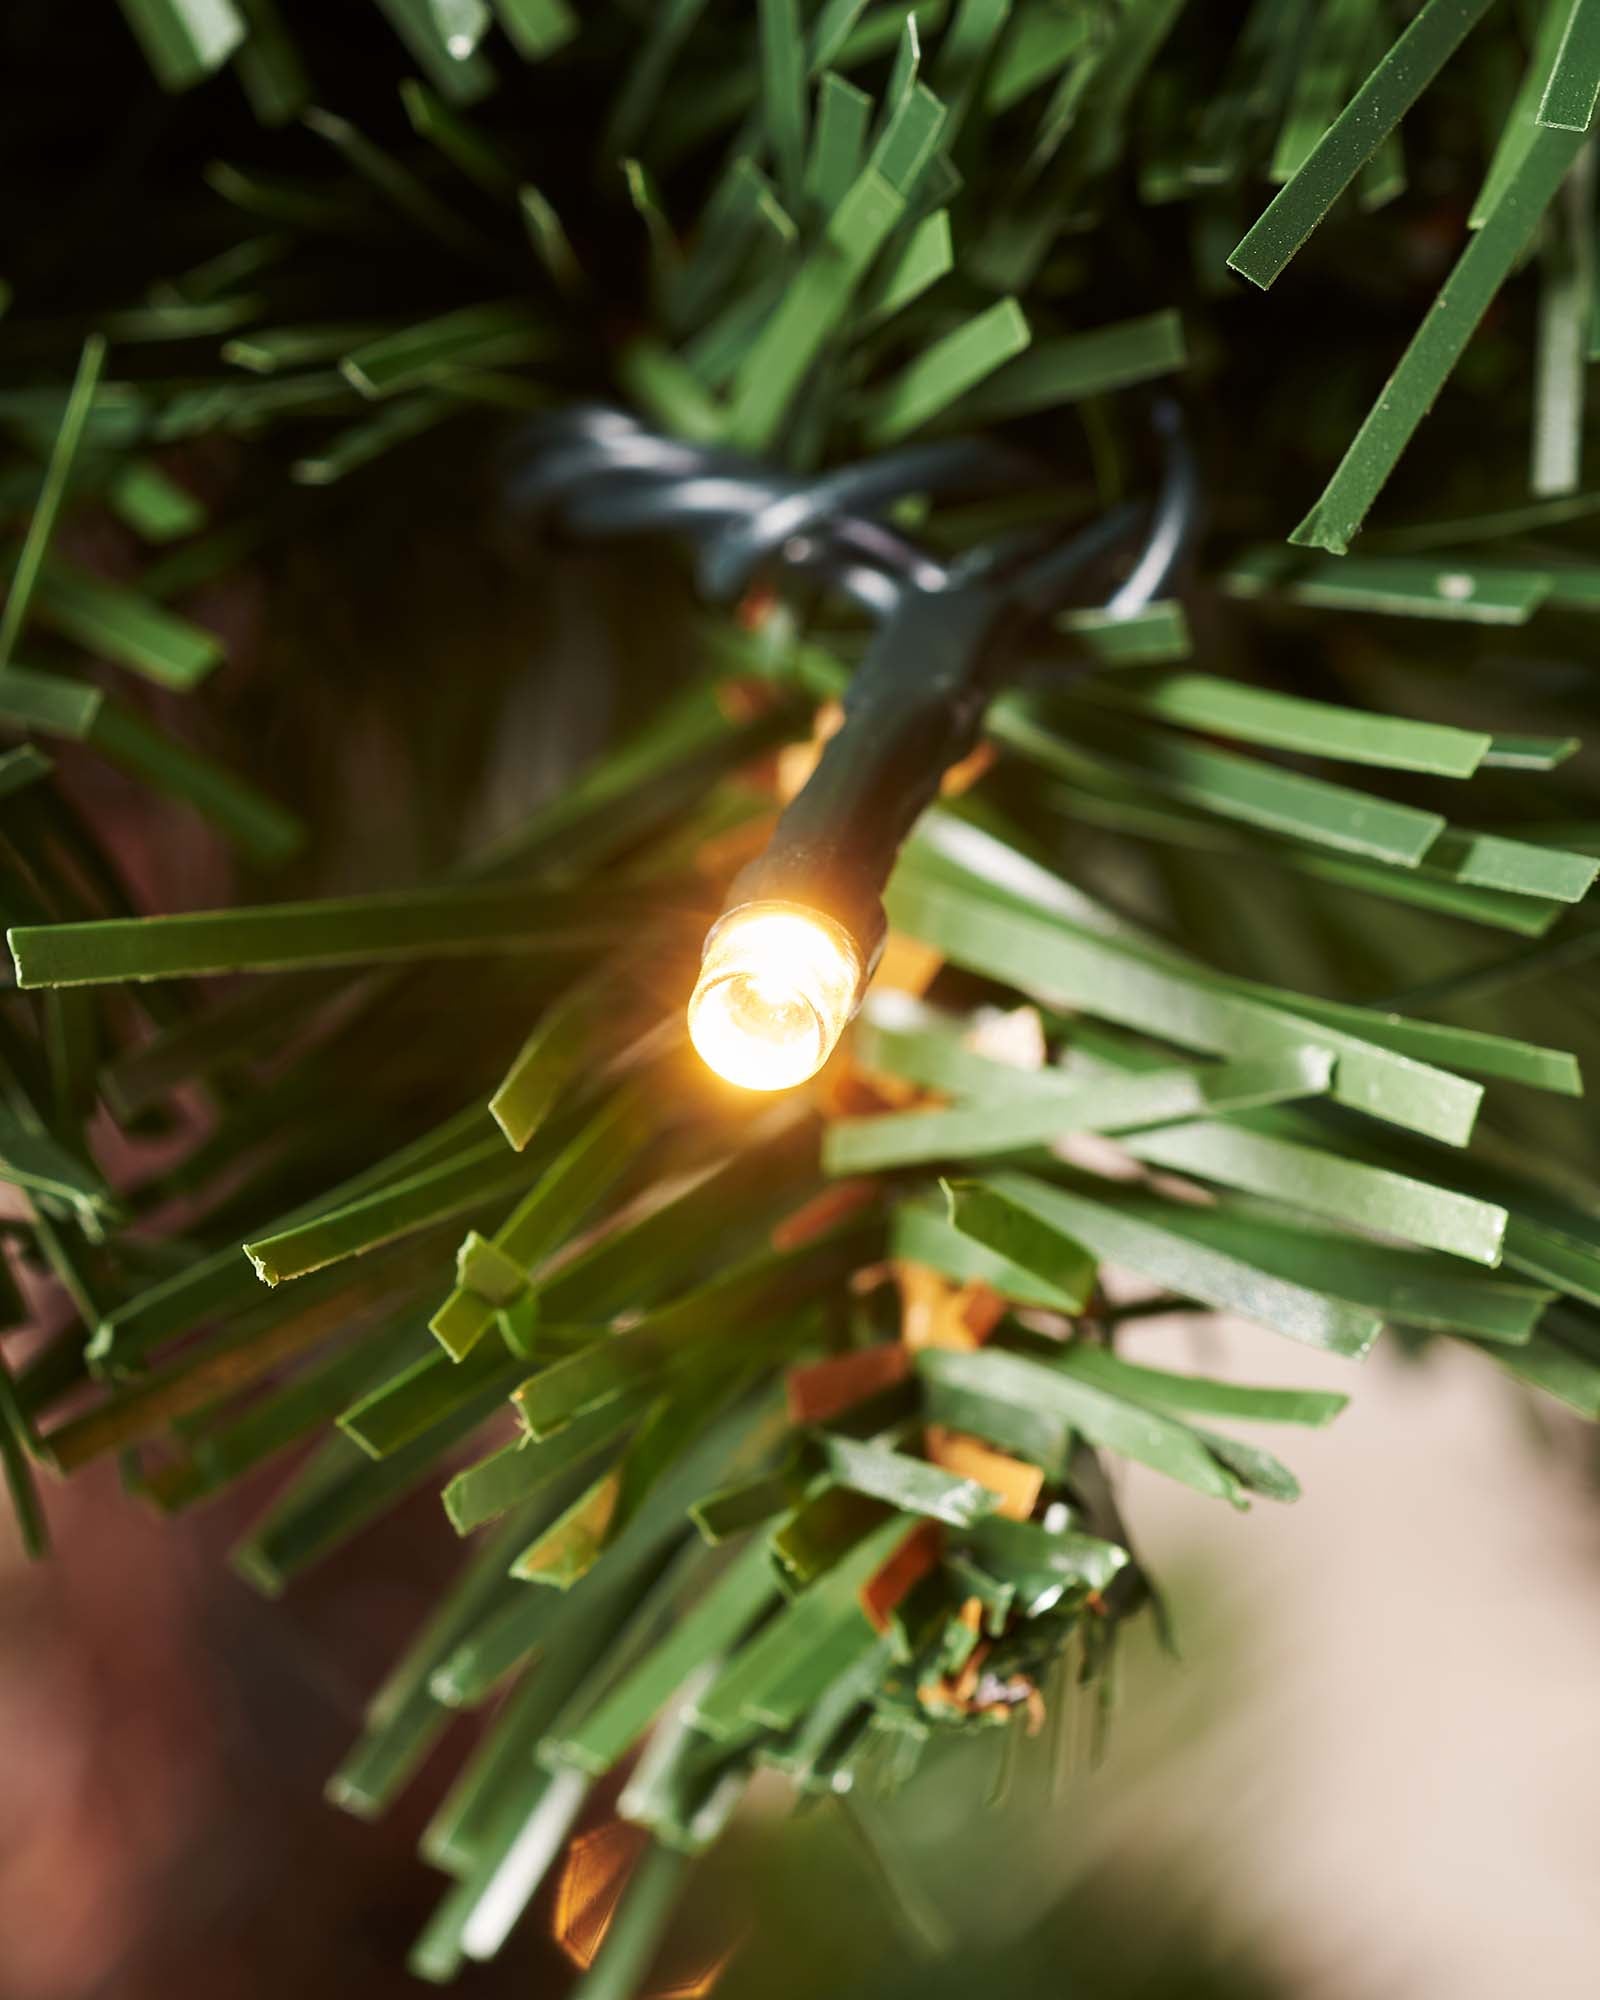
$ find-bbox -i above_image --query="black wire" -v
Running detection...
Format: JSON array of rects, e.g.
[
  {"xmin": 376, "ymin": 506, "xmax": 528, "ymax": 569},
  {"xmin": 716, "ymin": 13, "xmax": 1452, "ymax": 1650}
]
[
  {"xmin": 501, "ymin": 402, "xmax": 1199, "ymax": 952},
  {"xmin": 506, "ymin": 400, "xmax": 1196, "ymax": 631}
]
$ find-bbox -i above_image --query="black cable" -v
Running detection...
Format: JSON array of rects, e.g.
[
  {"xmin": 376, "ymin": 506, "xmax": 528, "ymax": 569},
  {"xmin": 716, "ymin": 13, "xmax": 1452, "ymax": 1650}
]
[{"xmin": 505, "ymin": 401, "xmax": 1197, "ymax": 991}]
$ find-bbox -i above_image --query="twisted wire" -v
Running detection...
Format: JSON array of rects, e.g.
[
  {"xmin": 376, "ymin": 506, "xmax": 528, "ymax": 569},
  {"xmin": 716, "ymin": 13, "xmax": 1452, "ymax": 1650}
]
[{"xmin": 506, "ymin": 401, "xmax": 1196, "ymax": 631}]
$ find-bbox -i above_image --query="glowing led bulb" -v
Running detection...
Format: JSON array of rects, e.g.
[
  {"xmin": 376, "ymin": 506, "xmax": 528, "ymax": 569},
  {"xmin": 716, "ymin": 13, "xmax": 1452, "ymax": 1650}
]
[{"xmin": 688, "ymin": 901, "xmax": 862, "ymax": 1091}]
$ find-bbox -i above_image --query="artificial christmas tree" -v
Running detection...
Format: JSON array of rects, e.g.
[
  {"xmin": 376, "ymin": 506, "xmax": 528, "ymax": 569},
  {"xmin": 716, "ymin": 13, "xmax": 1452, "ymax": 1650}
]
[{"xmin": 5, "ymin": 2, "xmax": 1600, "ymax": 1990}]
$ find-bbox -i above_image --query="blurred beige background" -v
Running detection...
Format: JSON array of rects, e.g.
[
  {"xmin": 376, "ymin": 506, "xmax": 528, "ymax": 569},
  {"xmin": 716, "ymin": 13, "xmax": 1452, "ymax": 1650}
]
[{"xmin": 1091, "ymin": 1314, "xmax": 1600, "ymax": 2000}]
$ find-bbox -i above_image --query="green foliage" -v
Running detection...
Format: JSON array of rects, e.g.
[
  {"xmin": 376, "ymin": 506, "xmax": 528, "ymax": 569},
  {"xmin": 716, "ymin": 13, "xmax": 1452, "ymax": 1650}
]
[{"xmin": 4, "ymin": 1, "xmax": 1600, "ymax": 1989}]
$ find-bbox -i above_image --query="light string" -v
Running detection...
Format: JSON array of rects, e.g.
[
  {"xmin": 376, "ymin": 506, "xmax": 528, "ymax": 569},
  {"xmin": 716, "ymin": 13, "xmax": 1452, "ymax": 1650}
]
[{"xmin": 510, "ymin": 403, "xmax": 1197, "ymax": 1089}]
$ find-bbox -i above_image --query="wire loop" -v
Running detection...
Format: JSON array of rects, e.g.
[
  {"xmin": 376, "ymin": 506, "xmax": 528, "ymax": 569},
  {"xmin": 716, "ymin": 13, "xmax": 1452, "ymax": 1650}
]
[{"xmin": 505, "ymin": 400, "xmax": 1196, "ymax": 632}]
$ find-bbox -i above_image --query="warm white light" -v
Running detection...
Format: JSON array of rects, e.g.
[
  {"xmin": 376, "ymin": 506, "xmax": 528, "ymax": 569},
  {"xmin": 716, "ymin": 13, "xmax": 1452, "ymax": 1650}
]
[{"xmin": 688, "ymin": 901, "xmax": 862, "ymax": 1091}]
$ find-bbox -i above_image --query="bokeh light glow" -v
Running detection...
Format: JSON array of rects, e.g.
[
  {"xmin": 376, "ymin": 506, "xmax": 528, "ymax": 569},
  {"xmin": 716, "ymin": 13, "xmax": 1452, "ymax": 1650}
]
[{"xmin": 688, "ymin": 902, "xmax": 862, "ymax": 1091}]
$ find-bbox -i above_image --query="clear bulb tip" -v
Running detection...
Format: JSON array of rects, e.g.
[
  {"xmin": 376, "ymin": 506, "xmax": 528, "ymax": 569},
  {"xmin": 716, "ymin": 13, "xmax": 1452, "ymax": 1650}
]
[{"xmin": 687, "ymin": 901, "xmax": 862, "ymax": 1092}]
